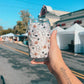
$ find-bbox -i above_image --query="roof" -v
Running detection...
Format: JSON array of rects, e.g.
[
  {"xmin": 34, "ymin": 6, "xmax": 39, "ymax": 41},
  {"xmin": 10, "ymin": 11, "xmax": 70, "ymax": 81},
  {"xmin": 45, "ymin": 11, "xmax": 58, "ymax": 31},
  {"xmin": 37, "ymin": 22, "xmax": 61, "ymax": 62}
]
[
  {"xmin": 46, "ymin": 6, "xmax": 53, "ymax": 11},
  {"xmin": 22, "ymin": 33, "xmax": 28, "ymax": 36},
  {"xmin": 61, "ymin": 9, "xmax": 84, "ymax": 17},
  {"xmin": 51, "ymin": 26, "xmax": 64, "ymax": 33},
  {"xmin": 50, "ymin": 10, "xmax": 69, "ymax": 16},
  {"xmin": 19, "ymin": 33, "xmax": 28, "ymax": 37},
  {"xmin": 57, "ymin": 23, "xmax": 84, "ymax": 35},
  {"xmin": 46, "ymin": 6, "xmax": 69, "ymax": 16},
  {"xmin": 1, "ymin": 33, "xmax": 18, "ymax": 37},
  {"xmin": 66, "ymin": 23, "xmax": 84, "ymax": 32}
]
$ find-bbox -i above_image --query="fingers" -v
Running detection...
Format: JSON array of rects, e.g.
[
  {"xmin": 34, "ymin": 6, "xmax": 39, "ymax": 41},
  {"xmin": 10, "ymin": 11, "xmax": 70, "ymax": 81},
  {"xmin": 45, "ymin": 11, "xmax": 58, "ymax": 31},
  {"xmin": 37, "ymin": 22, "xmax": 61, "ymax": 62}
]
[
  {"xmin": 31, "ymin": 59, "xmax": 48, "ymax": 65},
  {"xmin": 50, "ymin": 30, "xmax": 57, "ymax": 48}
]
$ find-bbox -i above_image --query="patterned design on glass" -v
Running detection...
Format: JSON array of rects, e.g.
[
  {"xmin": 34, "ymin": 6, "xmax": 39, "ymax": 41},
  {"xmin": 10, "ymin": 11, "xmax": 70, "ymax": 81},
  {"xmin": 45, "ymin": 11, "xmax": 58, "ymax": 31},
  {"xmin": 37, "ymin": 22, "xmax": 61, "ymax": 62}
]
[{"xmin": 28, "ymin": 22, "xmax": 50, "ymax": 58}]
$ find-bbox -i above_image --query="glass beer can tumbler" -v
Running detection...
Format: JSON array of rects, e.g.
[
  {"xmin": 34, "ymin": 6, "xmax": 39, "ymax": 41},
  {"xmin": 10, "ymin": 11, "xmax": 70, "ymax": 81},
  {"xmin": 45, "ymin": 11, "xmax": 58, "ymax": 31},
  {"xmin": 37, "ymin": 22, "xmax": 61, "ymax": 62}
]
[{"xmin": 28, "ymin": 18, "xmax": 50, "ymax": 61}]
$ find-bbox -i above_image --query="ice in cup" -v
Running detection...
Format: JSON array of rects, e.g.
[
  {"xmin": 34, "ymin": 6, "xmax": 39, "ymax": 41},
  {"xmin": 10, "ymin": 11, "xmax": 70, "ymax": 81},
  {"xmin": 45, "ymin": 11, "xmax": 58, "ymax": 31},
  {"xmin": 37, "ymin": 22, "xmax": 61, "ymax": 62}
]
[{"xmin": 28, "ymin": 18, "xmax": 50, "ymax": 59}]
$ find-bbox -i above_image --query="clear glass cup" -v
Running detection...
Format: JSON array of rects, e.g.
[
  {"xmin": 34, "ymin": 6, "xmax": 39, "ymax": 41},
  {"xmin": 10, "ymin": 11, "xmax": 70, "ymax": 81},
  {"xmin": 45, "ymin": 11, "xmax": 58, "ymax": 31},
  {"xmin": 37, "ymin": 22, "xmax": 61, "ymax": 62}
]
[{"xmin": 28, "ymin": 18, "xmax": 51, "ymax": 62}]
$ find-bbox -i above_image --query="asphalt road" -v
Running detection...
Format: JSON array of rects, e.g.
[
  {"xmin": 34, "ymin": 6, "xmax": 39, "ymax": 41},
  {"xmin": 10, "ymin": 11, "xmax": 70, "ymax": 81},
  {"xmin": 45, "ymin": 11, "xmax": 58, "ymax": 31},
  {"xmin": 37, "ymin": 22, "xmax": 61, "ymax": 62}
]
[{"xmin": 0, "ymin": 42, "xmax": 84, "ymax": 84}]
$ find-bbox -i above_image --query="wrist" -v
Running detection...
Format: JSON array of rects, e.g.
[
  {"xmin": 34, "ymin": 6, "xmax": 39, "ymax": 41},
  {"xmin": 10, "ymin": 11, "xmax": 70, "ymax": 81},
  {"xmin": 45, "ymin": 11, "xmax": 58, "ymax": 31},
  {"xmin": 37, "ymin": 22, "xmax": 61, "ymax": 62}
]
[{"xmin": 53, "ymin": 62, "xmax": 83, "ymax": 84}]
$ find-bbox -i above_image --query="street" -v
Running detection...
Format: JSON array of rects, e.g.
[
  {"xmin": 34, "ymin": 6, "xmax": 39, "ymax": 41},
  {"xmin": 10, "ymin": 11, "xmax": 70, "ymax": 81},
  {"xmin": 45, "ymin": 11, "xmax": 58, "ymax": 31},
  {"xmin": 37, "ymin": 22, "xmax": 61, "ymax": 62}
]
[{"xmin": 0, "ymin": 42, "xmax": 84, "ymax": 84}]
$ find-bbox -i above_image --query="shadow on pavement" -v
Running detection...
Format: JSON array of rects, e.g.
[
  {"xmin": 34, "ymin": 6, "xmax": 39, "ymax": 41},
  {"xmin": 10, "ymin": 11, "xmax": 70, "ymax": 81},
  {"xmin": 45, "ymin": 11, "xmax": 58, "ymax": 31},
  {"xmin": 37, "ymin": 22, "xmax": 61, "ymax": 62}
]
[{"xmin": 0, "ymin": 48, "xmax": 57, "ymax": 84}]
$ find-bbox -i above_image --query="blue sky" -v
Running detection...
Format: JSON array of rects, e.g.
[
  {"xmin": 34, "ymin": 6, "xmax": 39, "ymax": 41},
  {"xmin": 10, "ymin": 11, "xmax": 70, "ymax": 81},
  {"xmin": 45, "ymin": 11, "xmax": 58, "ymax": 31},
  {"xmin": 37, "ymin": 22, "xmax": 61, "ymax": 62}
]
[{"xmin": 0, "ymin": 0, "xmax": 84, "ymax": 29}]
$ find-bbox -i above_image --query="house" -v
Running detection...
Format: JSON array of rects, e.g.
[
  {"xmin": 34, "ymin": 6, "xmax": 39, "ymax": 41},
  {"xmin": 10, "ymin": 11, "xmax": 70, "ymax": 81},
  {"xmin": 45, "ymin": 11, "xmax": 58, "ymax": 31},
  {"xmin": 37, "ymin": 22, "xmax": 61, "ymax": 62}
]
[
  {"xmin": 54, "ymin": 9, "xmax": 84, "ymax": 29},
  {"xmin": 39, "ymin": 5, "xmax": 69, "ymax": 28}
]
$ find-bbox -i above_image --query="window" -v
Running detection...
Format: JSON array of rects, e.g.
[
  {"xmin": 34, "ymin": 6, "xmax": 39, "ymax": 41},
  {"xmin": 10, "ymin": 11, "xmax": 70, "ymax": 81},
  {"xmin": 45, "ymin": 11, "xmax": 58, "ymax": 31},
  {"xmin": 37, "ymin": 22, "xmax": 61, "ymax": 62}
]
[
  {"xmin": 56, "ymin": 24, "xmax": 60, "ymax": 26},
  {"xmin": 62, "ymin": 23, "xmax": 66, "ymax": 26},
  {"xmin": 74, "ymin": 20, "xmax": 82, "ymax": 24},
  {"xmin": 56, "ymin": 23, "xmax": 66, "ymax": 26}
]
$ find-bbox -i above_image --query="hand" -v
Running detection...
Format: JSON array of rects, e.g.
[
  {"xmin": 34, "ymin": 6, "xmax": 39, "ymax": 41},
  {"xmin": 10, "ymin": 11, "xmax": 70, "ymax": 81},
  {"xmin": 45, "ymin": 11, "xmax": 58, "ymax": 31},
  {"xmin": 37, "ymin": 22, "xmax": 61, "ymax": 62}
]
[
  {"xmin": 45, "ymin": 30, "xmax": 65, "ymax": 74},
  {"xmin": 31, "ymin": 30, "xmax": 65, "ymax": 73},
  {"xmin": 31, "ymin": 30, "xmax": 83, "ymax": 84}
]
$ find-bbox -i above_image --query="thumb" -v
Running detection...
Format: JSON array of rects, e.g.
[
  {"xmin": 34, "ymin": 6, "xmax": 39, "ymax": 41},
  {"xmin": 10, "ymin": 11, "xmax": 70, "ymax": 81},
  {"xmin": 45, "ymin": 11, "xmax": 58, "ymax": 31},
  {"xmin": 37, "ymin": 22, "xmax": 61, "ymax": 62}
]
[{"xmin": 50, "ymin": 30, "xmax": 58, "ymax": 48}]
